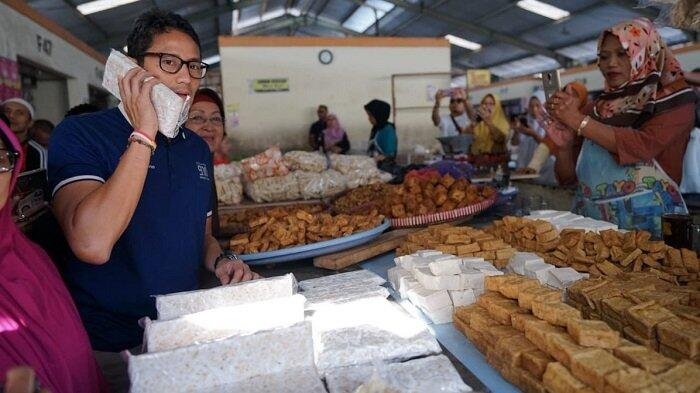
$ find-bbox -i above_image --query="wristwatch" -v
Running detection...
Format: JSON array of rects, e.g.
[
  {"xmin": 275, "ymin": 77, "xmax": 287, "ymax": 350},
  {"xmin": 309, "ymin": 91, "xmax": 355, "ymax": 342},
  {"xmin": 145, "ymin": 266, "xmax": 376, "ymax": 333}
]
[{"xmin": 213, "ymin": 252, "xmax": 240, "ymax": 270}]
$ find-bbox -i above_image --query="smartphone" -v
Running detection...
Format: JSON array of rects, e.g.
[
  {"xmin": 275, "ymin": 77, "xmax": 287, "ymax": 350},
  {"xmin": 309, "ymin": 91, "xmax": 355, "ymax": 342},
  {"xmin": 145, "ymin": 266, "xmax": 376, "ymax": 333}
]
[
  {"xmin": 439, "ymin": 87, "xmax": 459, "ymax": 98},
  {"xmin": 542, "ymin": 69, "xmax": 561, "ymax": 101}
]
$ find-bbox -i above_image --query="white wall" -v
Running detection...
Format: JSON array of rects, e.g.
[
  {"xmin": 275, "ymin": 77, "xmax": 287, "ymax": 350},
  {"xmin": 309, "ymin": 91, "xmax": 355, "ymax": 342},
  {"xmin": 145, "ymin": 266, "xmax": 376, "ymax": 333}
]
[
  {"xmin": 0, "ymin": 1, "xmax": 105, "ymax": 121},
  {"xmin": 469, "ymin": 44, "xmax": 700, "ymax": 103},
  {"xmin": 220, "ymin": 38, "xmax": 450, "ymax": 156},
  {"xmin": 31, "ymin": 80, "xmax": 69, "ymax": 124}
]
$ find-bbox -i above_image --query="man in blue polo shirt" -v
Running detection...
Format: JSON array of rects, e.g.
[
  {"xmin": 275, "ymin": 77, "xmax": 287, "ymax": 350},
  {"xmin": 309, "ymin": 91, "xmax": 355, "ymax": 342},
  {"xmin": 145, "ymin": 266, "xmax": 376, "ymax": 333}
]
[{"xmin": 48, "ymin": 9, "xmax": 257, "ymax": 387}]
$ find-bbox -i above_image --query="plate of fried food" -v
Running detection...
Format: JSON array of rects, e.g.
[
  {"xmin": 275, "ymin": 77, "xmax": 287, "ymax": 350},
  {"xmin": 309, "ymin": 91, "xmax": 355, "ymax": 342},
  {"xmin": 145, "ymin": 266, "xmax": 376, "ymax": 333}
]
[
  {"xmin": 333, "ymin": 169, "xmax": 497, "ymax": 228},
  {"xmin": 511, "ymin": 167, "xmax": 541, "ymax": 180},
  {"xmin": 227, "ymin": 204, "xmax": 389, "ymax": 265}
]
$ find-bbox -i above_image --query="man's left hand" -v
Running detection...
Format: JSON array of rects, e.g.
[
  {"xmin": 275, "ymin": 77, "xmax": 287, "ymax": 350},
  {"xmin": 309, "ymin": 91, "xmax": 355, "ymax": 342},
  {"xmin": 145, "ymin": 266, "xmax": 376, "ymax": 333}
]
[{"xmin": 216, "ymin": 259, "xmax": 260, "ymax": 285}]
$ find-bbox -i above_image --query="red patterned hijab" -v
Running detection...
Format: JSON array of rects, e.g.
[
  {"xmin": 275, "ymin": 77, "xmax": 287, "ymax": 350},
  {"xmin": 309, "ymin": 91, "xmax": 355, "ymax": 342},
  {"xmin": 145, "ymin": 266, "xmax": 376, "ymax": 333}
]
[{"xmin": 593, "ymin": 18, "xmax": 695, "ymax": 127}]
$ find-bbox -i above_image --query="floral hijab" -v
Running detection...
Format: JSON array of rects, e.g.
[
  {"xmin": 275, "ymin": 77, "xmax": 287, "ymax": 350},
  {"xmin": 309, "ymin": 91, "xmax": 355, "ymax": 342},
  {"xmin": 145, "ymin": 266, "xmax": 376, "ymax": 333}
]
[{"xmin": 593, "ymin": 18, "xmax": 695, "ymax": 127}]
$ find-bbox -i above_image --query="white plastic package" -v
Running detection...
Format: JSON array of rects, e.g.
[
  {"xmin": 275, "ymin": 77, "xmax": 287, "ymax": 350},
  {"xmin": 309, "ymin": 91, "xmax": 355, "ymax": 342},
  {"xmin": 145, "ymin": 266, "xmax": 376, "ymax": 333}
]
[
  {"xmin": 214, "ymin": 163, "xmax": 243, "ymax": 205},
  {"xmin": 102, "ymin": 49, "xmax": 190, "ymax": 138},
  {"xmin": 145, "ymin": 294, "xmax": 306, "ymax": 352},
  {"xmin": 155, "ymin": 273, "xmax": 297, "ymax": 320},
  {"xmin": 325, "ymin": 355, "xmax": 472, "ymax": 393},
  {"xmin": 311, "ymin": 297, "xmax": 441, "ymax": 374},
  {"xmin": 128, "ymin": 322, "xmax": 317, "ymax": 393}
]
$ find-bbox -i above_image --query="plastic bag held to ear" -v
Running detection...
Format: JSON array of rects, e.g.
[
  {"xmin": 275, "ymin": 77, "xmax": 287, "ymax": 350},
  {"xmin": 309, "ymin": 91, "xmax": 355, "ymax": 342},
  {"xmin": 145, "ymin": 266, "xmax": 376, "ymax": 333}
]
[{"xmin": 102, "ymin": 49, "xmax": 191, "ymax": 138}]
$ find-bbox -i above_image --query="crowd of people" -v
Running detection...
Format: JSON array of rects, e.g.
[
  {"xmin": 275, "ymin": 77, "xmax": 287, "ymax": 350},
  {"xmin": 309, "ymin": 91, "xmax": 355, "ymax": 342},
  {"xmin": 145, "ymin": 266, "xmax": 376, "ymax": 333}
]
[{"xmin": 0, "ymin": 7, "xmax": 698, "ymax": 393}]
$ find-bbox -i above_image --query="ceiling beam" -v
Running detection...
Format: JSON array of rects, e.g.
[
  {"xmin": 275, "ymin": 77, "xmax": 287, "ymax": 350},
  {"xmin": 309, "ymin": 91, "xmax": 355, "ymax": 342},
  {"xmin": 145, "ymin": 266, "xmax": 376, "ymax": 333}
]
[
  {"xmin": 453, "ymin": 0, "xmax": 607, "ymax": 68},
  {"xmin": 601, "ymin": 0, "xmax": 658, "ymax": 19},
  {"xmin": 380, "ymin": 0, "xmax": 573, "ymax": 66},
  {"xmin": 61, "ymin": 0, "xmax": 110, "ymax": 41},
  {"xmin": 387, "ymin": 0, "xmax": 449, "ymax": 36}
]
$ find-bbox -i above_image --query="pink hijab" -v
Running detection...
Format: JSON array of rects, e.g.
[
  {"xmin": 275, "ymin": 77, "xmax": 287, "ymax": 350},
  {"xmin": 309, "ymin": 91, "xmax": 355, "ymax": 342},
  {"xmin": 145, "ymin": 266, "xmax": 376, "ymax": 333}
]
[
  {"xmin": 0, "ymin": 120, "xmax": 105, "ymax": 392},
  {"xmin": 323, "ymin": 114, "xmax": 346, "ymax": 149}
]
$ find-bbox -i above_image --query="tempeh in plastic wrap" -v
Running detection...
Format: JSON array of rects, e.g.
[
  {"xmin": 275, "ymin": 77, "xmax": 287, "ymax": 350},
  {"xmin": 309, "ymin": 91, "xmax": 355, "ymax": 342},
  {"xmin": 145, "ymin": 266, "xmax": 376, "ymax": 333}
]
[{"xmin": 102, "ymin": 49, "xmax": 190, "ymax": 138}]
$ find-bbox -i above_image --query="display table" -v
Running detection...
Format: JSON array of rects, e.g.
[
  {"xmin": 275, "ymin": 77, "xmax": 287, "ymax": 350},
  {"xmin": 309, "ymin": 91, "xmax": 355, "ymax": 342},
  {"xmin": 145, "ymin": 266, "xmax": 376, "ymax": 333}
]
[{"xmin": 360, "ymin": 252, "xmax": 519, "ymax": 393}]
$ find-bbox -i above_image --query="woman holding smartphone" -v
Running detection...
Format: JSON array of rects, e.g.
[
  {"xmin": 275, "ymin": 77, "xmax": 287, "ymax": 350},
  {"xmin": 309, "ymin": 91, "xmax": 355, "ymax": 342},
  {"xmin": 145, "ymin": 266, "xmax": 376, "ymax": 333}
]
[
  {"xmin": 546, "ymin": 18, "xmax": 695, "ymax": 236},
  {"xmin": 468, "ymin": 94, "xmax": 509, "ymax": 155}
]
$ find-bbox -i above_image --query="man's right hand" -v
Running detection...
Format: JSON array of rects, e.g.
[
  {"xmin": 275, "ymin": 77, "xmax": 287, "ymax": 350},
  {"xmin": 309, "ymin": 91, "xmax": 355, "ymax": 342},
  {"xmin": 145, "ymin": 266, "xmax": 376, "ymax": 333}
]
[
  {"xmin": 435, "ymin": 90, "xmax": 446, "ymax": 103},
  {"xmin": 118, "ymin": 68, "xmax": 160, "ymax": 140}
]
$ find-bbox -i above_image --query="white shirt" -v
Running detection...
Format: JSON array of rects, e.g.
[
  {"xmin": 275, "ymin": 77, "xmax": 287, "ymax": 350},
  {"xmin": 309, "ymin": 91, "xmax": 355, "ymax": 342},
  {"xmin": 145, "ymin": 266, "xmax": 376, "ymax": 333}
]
[{"xmin": 438, "ymin": 113, "xmax": 470, "ymax": 137}]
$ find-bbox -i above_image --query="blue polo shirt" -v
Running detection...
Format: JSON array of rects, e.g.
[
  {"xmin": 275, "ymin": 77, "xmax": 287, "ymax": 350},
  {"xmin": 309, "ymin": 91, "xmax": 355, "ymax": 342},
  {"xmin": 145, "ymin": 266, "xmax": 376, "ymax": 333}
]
[{"xmin": 48, "ymin": 108, "xmax": 212, "ymax": 352}]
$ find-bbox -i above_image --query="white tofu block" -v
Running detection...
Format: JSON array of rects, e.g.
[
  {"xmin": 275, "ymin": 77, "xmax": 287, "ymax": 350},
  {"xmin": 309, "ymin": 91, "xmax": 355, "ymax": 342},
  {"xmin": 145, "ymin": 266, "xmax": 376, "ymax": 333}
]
[
  {"xmin": 312, "ymin": 298, "xmax": 441, "ymax": 374},
  {"xmin": 406, "ymin": 287, "xmax": 451, "ymax": 312},
  {"xmin": 429, "ymin": 257, "xmax": 462, "ymax": 276},
  {"xmin": 449, "ymin": 289, "xmax": 476, "ymax": 307},
  {"xmin": 155, "ymin": 274, "xmax": 297, "ymax": 320},
  {"xmin": 474, "ymin": 288, "xmax": 485, "ymax": 297},
  {"xmin": 479, "ymin": 269, "xmax": 504, "ymax": 277},
  {"xmin": 416, "ymin": 250, "xmax": 443, "ymax": 258},
  {"xmin": 524, "ymin": 261, "xmax": 556, "ymax": 284},
  {"xmin": 145, "ymin": 295, "xmax": 306, "ymax": 352},
  {"xmin": 508, "ymin": 252, "xmax": 544, "ymax": 275},
  {"xmin": 546, "ymin": 267, "xmax": 585, "ymax": 289},
  {"xmin": 325, "ymin": 355, "xmax": 472, "ymax": 393},
  {"xmin": 398, "ymin": 276, "xmax": 420, "ymax": 299},
  {"xmin": 299, "ymin": 270, "xmax": 385, "ymax": 291},
  {"xmin": 462, "ymin": 259, "xmax": 498, "ymax": 273},
  {"xmin": 414, "ymin": 267, "xmax": 461, "ymax": 291},
  {"xmin": 393, "ymin": 255, "xmax": 418, "ymax": 269},
  {"xmin": 460, "ymin": 257, "xmax": 486, "ymax": 268},
  {"xmin": 527, "ymin": 210, "xmax": 572, "ymax": 220},
  {"xmin": 459, "ymin": 267, "xmax": 485, "ymax": 289},
  {"xmin": 421, "ymin": 304, "xmax": 454, "ymax": 324},
  {"xmin": 387, "ymin": 267, "xmax": 411, "ymax": 291},
  {"xmin": 129, "ymin": 322, "xmax": 314, "ymax": 393}
]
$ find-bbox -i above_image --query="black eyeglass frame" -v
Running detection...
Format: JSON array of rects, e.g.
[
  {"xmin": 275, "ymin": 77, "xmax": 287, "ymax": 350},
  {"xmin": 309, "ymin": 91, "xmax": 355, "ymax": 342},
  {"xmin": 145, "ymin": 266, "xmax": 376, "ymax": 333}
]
[{"xmin": 140, "ymin": 52, "xmax": 209, "ymax": 79}]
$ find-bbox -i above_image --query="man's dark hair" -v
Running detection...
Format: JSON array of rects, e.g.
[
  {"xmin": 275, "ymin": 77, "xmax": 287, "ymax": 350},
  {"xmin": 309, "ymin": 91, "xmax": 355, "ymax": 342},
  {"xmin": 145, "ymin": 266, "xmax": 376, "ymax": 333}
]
[
  {"xmin": 126, "ymin": 8, "xmax": 201, "ymax": 63},
  {"xmin": 65, "ymin": 103, "xmax": 100, "ymax": 118},
  {"xmin": 318, "ymin": 105, "xmax": 328, "ymax": 111}
]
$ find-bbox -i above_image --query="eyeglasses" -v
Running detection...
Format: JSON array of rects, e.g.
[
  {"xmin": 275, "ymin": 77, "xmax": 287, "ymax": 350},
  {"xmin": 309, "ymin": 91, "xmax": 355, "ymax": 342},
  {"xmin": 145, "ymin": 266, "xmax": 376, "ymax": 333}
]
[
  {"xmin": 0, "ymin": 149, "xmax": 19, "ymax": 173},
  {"xmin": 141, "ymin": 52, "xmax": 208, "ymax": 79},
  {"xmin": 188, "ymin": 114, "xmax": 224, "ymax": 126}
]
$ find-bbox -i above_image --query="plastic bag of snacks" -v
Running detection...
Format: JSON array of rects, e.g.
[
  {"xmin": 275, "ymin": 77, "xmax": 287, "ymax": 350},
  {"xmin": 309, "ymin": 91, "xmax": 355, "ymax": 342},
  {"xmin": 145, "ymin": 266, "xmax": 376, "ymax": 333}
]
[
  {"xmin": 283, "ymin": 151, "xmax": 327, "ymax": 173},
  {"xmin": 244, "ymin": 173, "xmax": 300, "ymax": 203},
  {"xmin": 329, "ymin": 154, "xmax": 377, "ymax": 175},
  {"xmin": 295, "ymin": 170, "xmax": 348, "ymax": 200},
  {"xmin": 241, "ymin": 147, "xmax": 290, "ymax": 182},
  {"xmin": 214, "ymin": 163, "xmax": 243, "ymax": 205},
  {"xmin": 345, "ymin": 169, "xmax": 394, "ymax": 189}
]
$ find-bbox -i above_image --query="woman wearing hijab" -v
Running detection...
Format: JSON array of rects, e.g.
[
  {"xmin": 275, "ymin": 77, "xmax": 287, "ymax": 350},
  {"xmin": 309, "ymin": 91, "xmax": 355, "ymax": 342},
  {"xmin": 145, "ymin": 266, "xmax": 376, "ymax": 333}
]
[
  {"xmin": 547, "ymin": 18, "xmax": 695, "ymax": 236},
  {"xmin": 364, "ymin": 99, "xmax": 397, "ymax": 164},
  {"xmin": 0, "ymin": 117, "xmax": 105, "ymax": 392},
  {"xmin": 514, "ymin": 91, "xmax": 547, "ymax": 169},
  {"xmin": 468, "ymin": 94, "xmax": 509, "ymax": 155},
  {"xmin": 321, "ymin": 113, "xmax": 350, "ymax": 154}
]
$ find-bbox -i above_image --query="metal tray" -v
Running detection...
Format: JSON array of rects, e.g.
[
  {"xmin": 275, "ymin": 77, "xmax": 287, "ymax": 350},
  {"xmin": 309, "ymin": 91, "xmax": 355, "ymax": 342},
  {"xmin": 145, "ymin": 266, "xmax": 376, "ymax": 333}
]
[{"xmin": 238, "ymin": 219, "xmax": 391, "ymax": 265}]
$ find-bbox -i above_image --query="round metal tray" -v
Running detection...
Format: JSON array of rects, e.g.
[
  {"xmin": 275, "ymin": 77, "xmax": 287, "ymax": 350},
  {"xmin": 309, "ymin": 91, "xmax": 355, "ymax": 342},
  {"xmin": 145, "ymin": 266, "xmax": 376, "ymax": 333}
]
[{"xmin": 238, "ymin": 219, "xmax": 391, "ymax": 265}]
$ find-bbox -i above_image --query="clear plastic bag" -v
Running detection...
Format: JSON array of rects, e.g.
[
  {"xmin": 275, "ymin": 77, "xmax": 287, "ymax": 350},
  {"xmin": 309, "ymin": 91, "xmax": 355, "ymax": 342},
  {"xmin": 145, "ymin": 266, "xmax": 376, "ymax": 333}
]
[
  {"xmin": 283, "ymin": 151, "xmax": 328, "ymax": 173},
  {"xmin": 214, "ymin": 163, "xmax": 243, "ymax": 205},
  {"xmin": 241, "ymin": 147, "xmax": 290, "ymax": 182},
  {"xmin": 244, "ymin": 173, "xmax": 300, "ymax": 203},
  {"xmin": 330, "ymin": 154, "xmax": 377, "ymax": 175},
  {"xmin": 295, "ymin": 170, "xmax": 348, "ymax": 200}
]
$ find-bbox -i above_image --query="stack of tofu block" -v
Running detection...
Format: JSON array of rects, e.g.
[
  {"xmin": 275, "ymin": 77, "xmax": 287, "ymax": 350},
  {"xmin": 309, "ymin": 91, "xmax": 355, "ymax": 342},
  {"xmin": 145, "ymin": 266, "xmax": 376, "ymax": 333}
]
[
  {"xmin": 526, "ymin": 210, "xmax": 618, "ymax": 233},
  {"xmin": 507, "ymin": 252, "xmax": 588, "ymax": 289},
  {"xmin": 388, "ymin": 250, "xmax": 503, "ymax": 324},
  {"xmin": 129, "ymin": 274, "xmax": 326, "ymax": 393}
]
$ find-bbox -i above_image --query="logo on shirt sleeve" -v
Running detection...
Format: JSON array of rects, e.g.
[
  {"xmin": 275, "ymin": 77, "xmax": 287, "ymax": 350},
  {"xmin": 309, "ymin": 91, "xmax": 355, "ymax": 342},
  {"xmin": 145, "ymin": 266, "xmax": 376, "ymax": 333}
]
[{"xmin": 196, "ymin": 162, "xmax": 210, "ymax": 181}]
